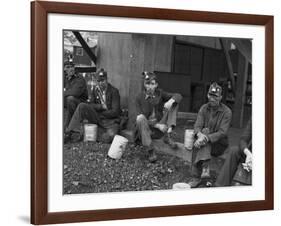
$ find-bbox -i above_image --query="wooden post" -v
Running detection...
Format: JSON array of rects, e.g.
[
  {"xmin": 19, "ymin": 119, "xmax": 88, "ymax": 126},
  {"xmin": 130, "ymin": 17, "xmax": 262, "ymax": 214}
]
[
  {"xmin": 232, "ymin": 52, "xmax": 249, "ymax": 128},
  {"xmin": 219, "ymin": 38, "xmax": 236, "ymax": 95},
  {"xmin": 153, "ymin": 139, "xmax": 192, "ymax": 163},
  {"xmin": 229, "ymin": 39, "xmax": 252, "ymax": 64}
]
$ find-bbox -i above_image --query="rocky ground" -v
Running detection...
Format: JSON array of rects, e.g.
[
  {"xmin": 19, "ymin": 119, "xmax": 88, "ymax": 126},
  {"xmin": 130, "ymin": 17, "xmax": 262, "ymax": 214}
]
[
  {"xmin": 63, "ymin": 141, "xmax": 194, "ymax": 194},
  {"xmin": 62, "ymin": 119, "xmax": 220, "ymax": 194}
]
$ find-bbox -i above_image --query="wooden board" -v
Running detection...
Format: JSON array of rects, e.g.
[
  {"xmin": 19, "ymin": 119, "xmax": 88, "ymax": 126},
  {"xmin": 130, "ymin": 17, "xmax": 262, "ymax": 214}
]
[{"xmin": 152, "ymin": 139, "xmax": 192, "ymax": 163}]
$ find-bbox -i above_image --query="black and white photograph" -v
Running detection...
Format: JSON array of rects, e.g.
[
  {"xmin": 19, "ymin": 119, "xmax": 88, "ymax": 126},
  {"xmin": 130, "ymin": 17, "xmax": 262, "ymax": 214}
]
[
  {"xmin": 29, "ymin": 0, "xmax": 275, "ymax": 224},
  {"xmin": 63, "ymin": 30, "xmax": 252, "ymax": 194}
]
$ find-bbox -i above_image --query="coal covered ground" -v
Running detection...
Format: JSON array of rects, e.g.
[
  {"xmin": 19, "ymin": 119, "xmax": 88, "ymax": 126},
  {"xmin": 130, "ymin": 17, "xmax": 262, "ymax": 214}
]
[{"xmin": 63, "ymin": 119, "xmax": 194, "ymax": 194}]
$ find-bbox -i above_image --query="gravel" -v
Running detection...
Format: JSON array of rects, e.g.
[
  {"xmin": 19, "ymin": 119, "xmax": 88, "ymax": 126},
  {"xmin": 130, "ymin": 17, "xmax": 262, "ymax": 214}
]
[{"xmin": 63, "ymin": 141, "xmax": 192, "ymax": 194}]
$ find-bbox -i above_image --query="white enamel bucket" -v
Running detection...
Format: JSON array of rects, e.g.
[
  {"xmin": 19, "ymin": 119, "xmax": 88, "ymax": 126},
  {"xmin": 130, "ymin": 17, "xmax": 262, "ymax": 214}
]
[
  {"xmin": 83, "ymin": 124, "xmax": 98, "ymax": 142},
  {"xmin": 184, "ymin": 129, "xmax": 194, "ymax": 150},
  {"xmin": 107, "ymin": 135, "xmax": 128, "ymax": 159},
  {"xmin": 172, "ymin": 183, "xmax": 191, "ymax": 190}
]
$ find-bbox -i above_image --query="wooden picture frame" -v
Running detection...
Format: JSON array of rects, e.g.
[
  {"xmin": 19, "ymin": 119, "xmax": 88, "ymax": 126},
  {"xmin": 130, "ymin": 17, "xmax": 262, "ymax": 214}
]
[{"xmin": 31, "ymin": 1, "xmax": 274, "ymax": 224}]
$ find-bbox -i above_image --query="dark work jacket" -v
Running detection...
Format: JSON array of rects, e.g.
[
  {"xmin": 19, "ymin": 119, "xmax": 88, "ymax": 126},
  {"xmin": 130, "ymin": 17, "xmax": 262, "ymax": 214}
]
[
  {"xmin": 239, "ymin": 119, "xmax": 252, "ymax": 152},
  {"xmin": 64, "ymin": 74, "xmax": 88, "ymax": 101},
  {"xmin": 90, "ymin": 83, "xmax": 121, "ymax": 120},
  {"xmin": 136, "ymin": 88, "xmax": 182, "ymax": 121},
  {"xmin": 194, "ymin": 102, "xmax": 232, "ymax": 146}
]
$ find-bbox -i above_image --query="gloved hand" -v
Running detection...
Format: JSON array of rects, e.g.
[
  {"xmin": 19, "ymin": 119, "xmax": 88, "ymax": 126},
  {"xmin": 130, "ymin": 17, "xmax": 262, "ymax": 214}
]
[
  {"xmin": 242, "ymin": 149, "xmax": 252, "ymax": 172},
  {"xmin": 193, "ymin": 139, "xmax": 201, "ymax": 149},
  {"xmin": 197, "ymin": 132, "xmax": 209, "ymax": 143},
  {"xmin": 194, "ymin": 136, "xmax": 208, "ymax": 149},
  {"xmin": 136, "ymin": 114, "xmax": 146, "ymax": 122},
  {"xmin": 164, "ymin": 98, "xmax": 175, "ymax": 111}
]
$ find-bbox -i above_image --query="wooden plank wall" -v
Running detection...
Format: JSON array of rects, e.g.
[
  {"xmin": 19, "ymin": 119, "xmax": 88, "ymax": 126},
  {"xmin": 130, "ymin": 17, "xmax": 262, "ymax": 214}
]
[
  {"xmin": 173, "ymin": 41, "xmax": 229, "ymax": 113},
  {"xmin": 96, "ymin": 32, "xmax": 174, "ymax": 128},
  {"xmin": 96, "ymin": 33, "xmax": 250, "ymax": 128},
  {"xmin": 96, "ymin": 33, "xmax": 132, "ymax": 108},
  {"xmin": 128, "ymin": 34, "xmax": 146, "ymax": 128}
]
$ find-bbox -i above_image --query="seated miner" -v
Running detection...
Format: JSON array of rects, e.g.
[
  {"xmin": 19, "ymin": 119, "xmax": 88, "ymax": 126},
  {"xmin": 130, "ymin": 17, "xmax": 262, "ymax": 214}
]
[
  {"xmin": 134, "ymin": 71, "xmax": 182, "ymax": 163},
  {"xmin": 188, "ymin": 82, "xmax": 232, "ymax": 187},
  {"xmin": 64, "ymin": 68, "xmax": 121, "ymax": 144},
  {"xmin": 63, "ymin": 61, "xmax": 88, "ymax": 131},
  {"xmin": 215, "ymin": 118, "xmax": 252, "ymax": 187}
]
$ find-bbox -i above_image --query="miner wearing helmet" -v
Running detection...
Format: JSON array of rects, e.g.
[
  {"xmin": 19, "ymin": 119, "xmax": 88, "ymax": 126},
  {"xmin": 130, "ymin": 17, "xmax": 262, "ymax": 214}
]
[
  {"xmin": 188, "ymin": 82, "xmax": 232, "ymax": 187},
  {"xmin": 63, "ymin": 61, "xmax": 88, "ymax": 131},
  {"xmin": 134, "ymin": 71, "xmax": 183, "ymax": 163},
  {"xmin": 64, "ymin": 68, "xmax": 121, "ymax": 144}
]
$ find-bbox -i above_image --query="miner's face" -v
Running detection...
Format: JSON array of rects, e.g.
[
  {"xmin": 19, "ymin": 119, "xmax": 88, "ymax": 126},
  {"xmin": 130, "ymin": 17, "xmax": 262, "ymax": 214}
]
[
  {"xmin": 144, "ymin": 79, "xmax": 158, "ymax": 94},
  {"xmin": 97, "ymin": 77, "xmax": 108, "ymax": 90},
  {"xmin": 207, "ymin": 94, "xmax": 222, "ymax": 107},
  {"xmin": 64, "ymin": 65, "xmax": 75, "ymax": 80}
]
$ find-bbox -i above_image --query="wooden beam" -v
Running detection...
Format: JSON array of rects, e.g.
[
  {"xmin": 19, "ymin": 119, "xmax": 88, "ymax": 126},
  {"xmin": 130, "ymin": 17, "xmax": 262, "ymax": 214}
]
[
  {"xmin": 72, "ymin": 31, "xmax": 97, "ymax": 64},
  {"xmin": 152, "ymin": 139, "xmax": 192, "ymax": 163},
  {"xmin": 232, "ymin": 52, "xmax": 249, "ymax": 128},
  {"xmin": 177, "ymin": 112, "xmax": 197, "ymax": 121},
  {"xmin": 229, "ymin": 39, "xmax": 252, "ymax": 64},
  {"xmin": 219, "ymin": 38, "xmax": 236, "ymax": 95}
]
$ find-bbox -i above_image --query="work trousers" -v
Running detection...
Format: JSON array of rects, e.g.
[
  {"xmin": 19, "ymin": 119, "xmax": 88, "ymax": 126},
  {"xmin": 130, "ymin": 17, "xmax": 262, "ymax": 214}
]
[
  {"xmin": 215, "ymin": 146, "xmax": 249, "ymax": 186},
  {"xmin": 66, "ymin": 103, "xmax": 119, "ymax": 143},
  {"xmin": 64, "ymin": 96, "xmax": 82, "ymax": 131},
  {"xmin": 191, "ymin": 141, "xmax": 227, "ymax": 177},
  {"xmin": 135, "ymin": 105, "xmax": 179, "ymax": 147}
]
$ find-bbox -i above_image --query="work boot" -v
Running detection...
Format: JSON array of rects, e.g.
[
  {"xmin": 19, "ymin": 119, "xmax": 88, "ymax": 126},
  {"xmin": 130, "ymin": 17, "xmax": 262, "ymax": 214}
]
[
  {"xmin": 191, "ymin": 163, "xmax": 201, "ymax": 178},
  {"xmin": 147, "ymin": 147, "xmax": 157, "ymax": 163},
  {"xmin": 72, "ymin": 132, "xmax": 83, "ymax": 143},
  {"xmin": 187, "ymin": 177, "xmax": 201, "ymax": 188},
  {"xmin": 64, "ymin": 131, "xmax": 82, "ymax": 144},
  {"xmin": 232, "ymin": 182, "xmax": 242, "ymax": 186},
  {"xmin": 100, "ymin": 133, "xmax": 113, "ymax": 144},
  {"xmin": 201, "ymin": 162, "xmax": 211, "ymax": 179},
  {"xmin": 163, "ymin": 132, "xmax": 178, "ymax": 149},
  {"xmin": 64, "ymin": 131, "xmax": 72, "ymax": 144}
]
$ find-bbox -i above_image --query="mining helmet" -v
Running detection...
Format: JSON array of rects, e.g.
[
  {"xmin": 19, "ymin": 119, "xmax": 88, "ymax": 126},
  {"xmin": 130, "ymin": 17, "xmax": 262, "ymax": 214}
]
[
  {"xmin": 64, "ymin": 61, "xmax": 75, "ymax": 67},
  {"xmin": 142, "ymin": 71, "xmax": 157, "ymax": 83},
  {"xmin": 96, "ymin": 68, "xmax": 107, "ymax": 81}
]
